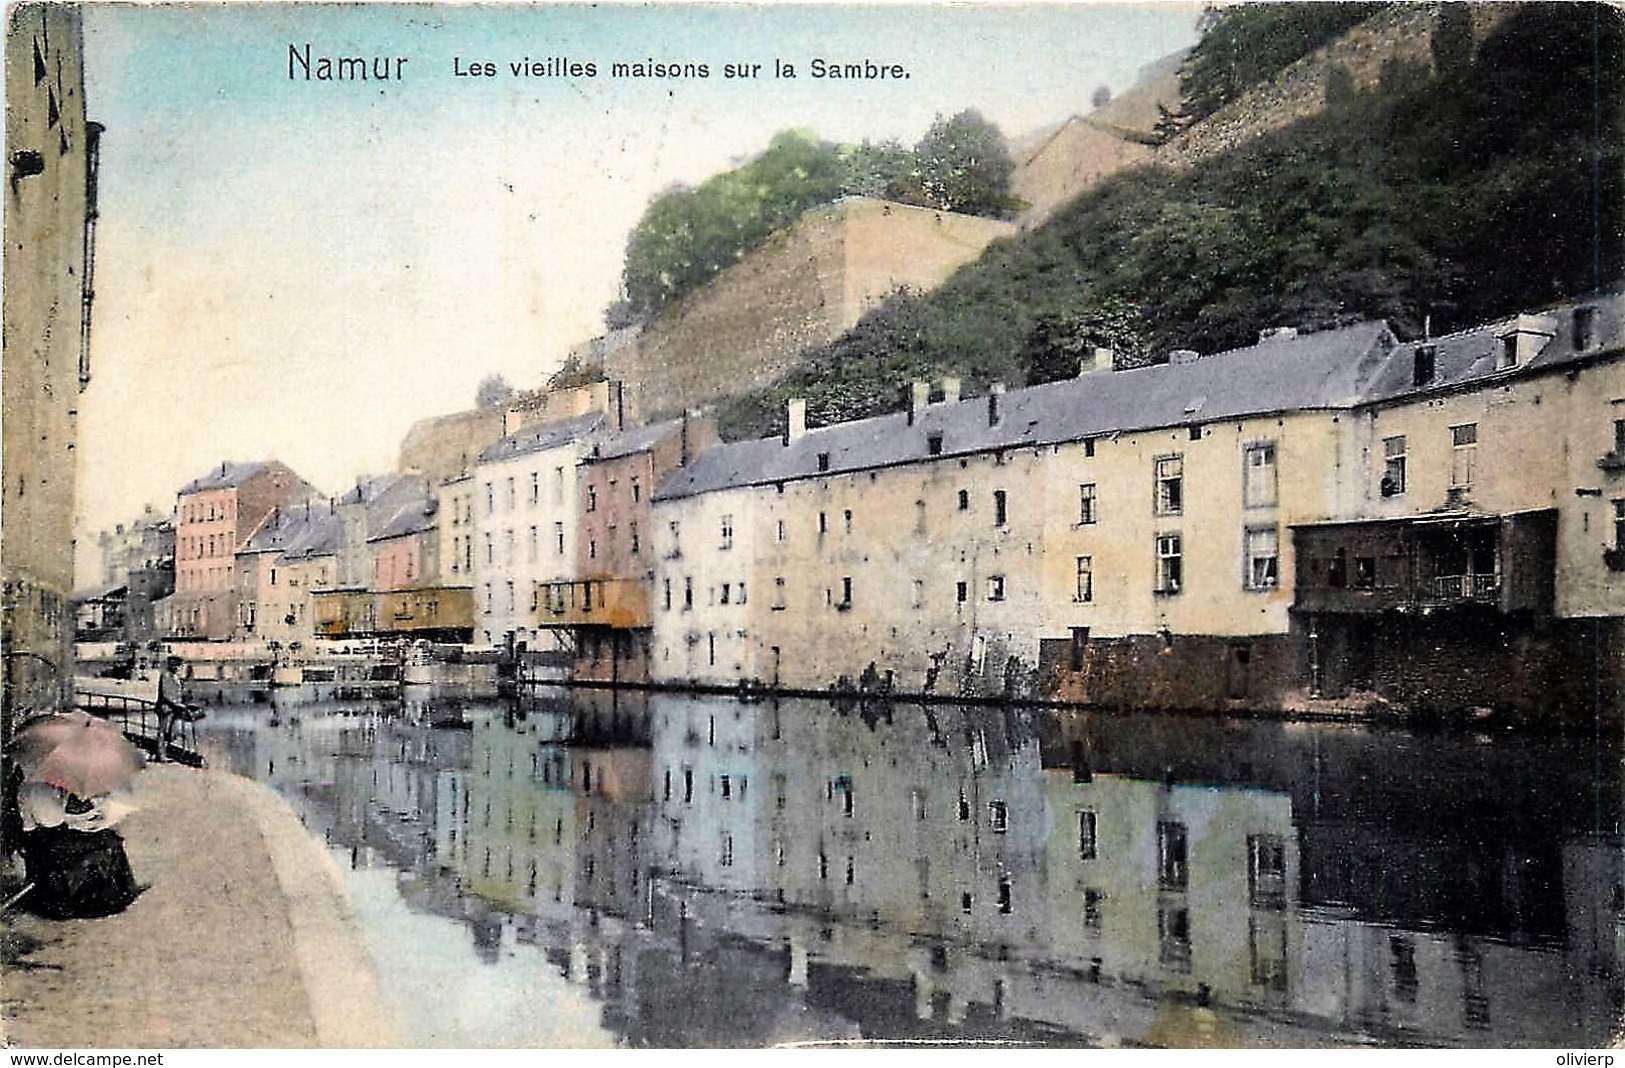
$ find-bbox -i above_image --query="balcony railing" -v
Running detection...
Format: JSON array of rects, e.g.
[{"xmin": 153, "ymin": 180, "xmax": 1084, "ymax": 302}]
[{"xmin": 1426, "ymin": 573, "xmax": 1499, "ymax": 603}]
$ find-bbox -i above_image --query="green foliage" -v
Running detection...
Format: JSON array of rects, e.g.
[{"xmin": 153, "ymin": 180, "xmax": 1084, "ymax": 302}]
[
  {"xmin": 913, "ymin": 110, "xmax": 1020, "ymax": 217},
  {"xmin": 717, "ymin": 3, "xmax": 1624, "ymax": 442},
  {"xmin": 1177, "ymin": 3, "xmax": 1387, "ymax": 125},
  {"xmin": 617, "ymin": 115, "xmax": 1018, "ymax": 322},
  {"xmin": 475, "ymin": 374, "xmax": 514, "ymax": 408}
]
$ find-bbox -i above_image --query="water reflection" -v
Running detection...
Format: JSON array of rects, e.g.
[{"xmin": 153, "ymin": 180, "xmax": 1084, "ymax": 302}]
[{"xmin": 197, "ymin": 686, "xmax": 1623, "ymax": 1047}]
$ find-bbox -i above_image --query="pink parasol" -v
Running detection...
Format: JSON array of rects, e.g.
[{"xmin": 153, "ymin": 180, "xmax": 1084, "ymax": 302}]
[{"xmin": 10, "ymin": 712, "xmax": 147, "ymax": 797}]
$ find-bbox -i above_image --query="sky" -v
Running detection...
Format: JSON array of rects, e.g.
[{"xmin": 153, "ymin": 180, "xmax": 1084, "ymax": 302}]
[{"xmin": 73, "ymin": 1, "xmax": 1201, "ymax": 568}]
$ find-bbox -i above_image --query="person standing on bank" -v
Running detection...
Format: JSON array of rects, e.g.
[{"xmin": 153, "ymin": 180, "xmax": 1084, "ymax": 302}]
[{"xmin": 154, "ymin": 658, "xmax": 191, "ymax": 762}]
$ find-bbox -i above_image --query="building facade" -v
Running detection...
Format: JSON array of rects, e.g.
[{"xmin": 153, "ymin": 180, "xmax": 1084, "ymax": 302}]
[
  {"xmin": 570, "ymin": 416, "xmax": 715, "ymax": 684},
  {"xmin": 171, "ymin": 461, "xmax": 314, "ymax": 640},
  {"xmin": 2, "ymin": 4, "xmax": 99, "ymax": 729},
  {"xmin": 649, "ymin": 297, "xmax": 1625, "ymax": 720},
  {"xmin": 473, "ymin": 412, "xmax": 606, "ymax": 652}
]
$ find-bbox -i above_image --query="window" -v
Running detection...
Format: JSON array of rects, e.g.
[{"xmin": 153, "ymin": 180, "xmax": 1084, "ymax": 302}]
[
  {"xmin": 957, "ymin": 489, "xmax": 969, "ymax": 511},
  {"xmin": 553, "ymin": 522, "xmax": 565, "ymax": 555},
  {"xmin": 993, "ymin": 490, "xmax": 1008, "ymax": 527},
  {"xmin": 530, "ymin": 472, "xmax": 539, "ymax": 504},
  {"xmin": 526, "ymin": 527, "xmax": 538, "ymax": 563},
  {"xmin": 1382, "ymin": 435, "xmax": 1407, "ymax": 496},
  {"xmin": 1450, "ymin": 423, "xmax": 1478, "ymax": 488},
  {"xmin": 483, "ymin": 583, "xmax": 492, "ymax": 614},
  {"xmin": 505, "ymin": 530, "xmax": 515, "ymax": 565},
  {"xmin": 1078, "ymin": 483, "xmax": 1097, "ymax": 525},
  {"xmin": 683, "ymin": 577, "xmax": 693, "ymax": 610},
  {"xmin": 1616, "ymin": 499, "xmax": 1625, "ymax": 549},
  {"xmin": 840, "ymin": 576, "xmax": 852, "ymax": 607},
  {"xmin": 506, "ymin": 582, "xmax": 515, "ymax": 612},
  {"xmin": 1084, "ymin": 438, "xmax": 1096, "ymax": 458},
  {"xmin": 720, "ymin": 514, "xmax": 733, "ymax": 550},
  {"xmin": 817, "ymin": 452, "xmax": 830, "ymax": 472},
  {"xmin": 927, "ymin": 433, "xmax": 943, "ymax": 456},
  {"xmin": 911, "ymin": 579, "xmax": 924, "ymax": 608},
  {"xmin": 773, "ymin": 577, "xmax": 786, "ymax": 609},
  {"xmin": 989, "ymin": 800, "xmax": 1008, "ymax": 833},
  {"xmin": 843, "ymin": 509, "xmax": 852, "ymax": 534},
  {"xmin": 1155, "ymin": 455, "xmax": 1184, "ymax": 516},
  {"xmin": 1075, "ymin": 556, "xmax": 1093, "ymax": 603},
  {"xmin": 505, "ymin": 477, "xmax": 516, "ymax": 510},
  {"xmin": 1156, "ymin": 534, "xmax": 1183, "ymax": 595},
  {"xmin": 956, "ymin": 580, "xmax": 968, "ymax": 603},
  {"xmin": 1083, "ymin": 888, "xmax": 1103, "ymax": 928},
  {"xmin": 1158, "ymin": 905, "xmax": 1192, "ymax": 971},
  {"xmin": 1245, "ymin": 528, "xmax": 1279, "ymax": 590},
  {"xmin": 719, "ymin": 583, "xmax": 730, "ymax": 605},
  {"xmin": 1078, "ymin": 810, "xmax": 1098, "ymax": 860},
  {"xmin": 1248, "ymin": 834, "xmax": 1288, "ymax": 910},
  {"xmin": 775, "ymin": 519, "xmax": 786, "ymax": 543},
  {"xmin": 1498, "ymin": 334, "xmax": 1517, "ymax": 370},
  {"xmin": 818, "ymin": 511, "xmax": 828, "ymax": 535},
  {"xmin": 663, "ymin": 578, "xmax": 672, "ymax": 610},
  {"xmin": 987, "ymin": 575, "xmax": 1006, "ymax": 601},
  {"xmin": 484, "ymin": 534, "xmax": 494, "ymax": 565},
  {"xmin": 1157, "ymin": 821, "xmax": 1188, "ymax": 890},
  {"xmin": 1244, "ymin": 443, "xmax": 1277, "ymax": 507}
]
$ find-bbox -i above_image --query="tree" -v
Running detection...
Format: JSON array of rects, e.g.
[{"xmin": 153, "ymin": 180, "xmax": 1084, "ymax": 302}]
[
  {"xmin": 475, "ymin": 374, "xmax": 514, "ymax": 408},
  {"xmin": 1022, "ymin": 299, "xmax": 1150, "ymax": 385},
  {"xmin": 913, "ymin": 110, "xmax": 1017, "ymax": 217}
]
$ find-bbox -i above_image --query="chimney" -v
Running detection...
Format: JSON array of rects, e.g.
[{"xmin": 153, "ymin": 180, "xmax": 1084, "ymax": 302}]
[
  {"xmin": 785, "ymin": 398, "xmax": 808, "ymax": 445},
  {"xmin": 987, "ymin": 383, "xmax": 1006, "ymax": 427},
  {"xmin": 1170, "ymin": 349, "xmax": 1201, "ymax": 365},
  {"xmin": 941, "ymin": 377, "xmax": 961, "ymax": 405},
  {"xmin": 220, "ymin": 462, "xmax": 228, "ymax": 478},
  {"xmin": 907, "ymin": 381, "xmax": 930, "ymax": 425}
]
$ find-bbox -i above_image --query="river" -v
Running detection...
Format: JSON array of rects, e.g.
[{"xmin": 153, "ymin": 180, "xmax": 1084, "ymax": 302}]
[{"xmin": 193, "ymin": 685, "xmax": 1623, "ymax": 1048}]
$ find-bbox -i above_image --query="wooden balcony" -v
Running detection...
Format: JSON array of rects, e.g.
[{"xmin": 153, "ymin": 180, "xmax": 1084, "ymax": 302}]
[{"xmin": 534, "ymin": 577, "xmax": 651, "ymax": 629}]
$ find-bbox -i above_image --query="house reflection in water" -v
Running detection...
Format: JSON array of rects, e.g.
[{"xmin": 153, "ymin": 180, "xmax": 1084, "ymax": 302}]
[{"xmin": 197, "ymin": 688, "xmax": 1622, "ymax": 1047}]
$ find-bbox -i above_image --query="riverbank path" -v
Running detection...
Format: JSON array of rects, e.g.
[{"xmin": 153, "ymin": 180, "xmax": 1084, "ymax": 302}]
[{"xmin": 1, "ymin": 763, "xmax": 391, "ymax": 1048}]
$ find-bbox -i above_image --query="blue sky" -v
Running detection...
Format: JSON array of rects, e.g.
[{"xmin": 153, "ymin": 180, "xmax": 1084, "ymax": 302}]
[{"xmin": 75, "ymin": 2, "xmax": 1201, "ymax": 550}]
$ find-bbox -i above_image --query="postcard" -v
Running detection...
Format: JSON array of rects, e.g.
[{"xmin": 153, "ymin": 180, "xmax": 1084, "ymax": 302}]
[{"xmin": 3, "ymin": 0, "xmax": 1622, "ymax": 1053}]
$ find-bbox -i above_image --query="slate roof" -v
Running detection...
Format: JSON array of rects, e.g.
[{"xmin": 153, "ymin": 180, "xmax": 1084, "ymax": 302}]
[
  {"xmin": 367, "ymin": 499, "xmax": 439, "ymax": 542},
  {"xmin": 656, "ymin": 320, "xmax": 1398, "ymax": 501},
  {"xmin": 239, "ymin": 505, "xmax": 341, "ymax": 562},
  {"xmin": 585, "ymin": 417, "xmax": 685, "ymax": 464},
  {"xmin": 477, "ymin": 412, "xmax": 606, "ymax": 465},
  {"xmin": 179, "ymin": 461, "xmax": 267, "ymax": 494},
  {"xmin": 1362, "ymin": 293, "xmax": 1625, "ymax": 405}
]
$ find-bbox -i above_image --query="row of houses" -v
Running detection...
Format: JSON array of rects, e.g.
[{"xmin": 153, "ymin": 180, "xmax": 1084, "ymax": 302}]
[{"xmin": 102, "ymin": 294, "xmax": 1624, "ymax": 719}]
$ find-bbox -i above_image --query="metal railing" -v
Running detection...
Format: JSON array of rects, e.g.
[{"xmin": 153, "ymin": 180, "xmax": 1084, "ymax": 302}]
[
  {"xmin": 73, "ymin": 690, "xmax": 206, "ymax": 768},
  {"xmin": 1427, "ymin": 574, "xmax": 1499, "ymax": 602}
]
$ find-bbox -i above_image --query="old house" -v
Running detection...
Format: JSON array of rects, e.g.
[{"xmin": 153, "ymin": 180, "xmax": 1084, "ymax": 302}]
[
  {"xmin": 569, "ymin": 415, "xmax": 715, "ymax": 684},
  {"xmin": 170, "ymin": 460, "xmax": 315, "ymax": 641}
]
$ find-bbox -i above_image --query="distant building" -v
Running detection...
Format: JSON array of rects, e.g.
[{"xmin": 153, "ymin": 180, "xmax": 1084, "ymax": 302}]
[
  {"xmin": 170, "ymin": 460, "xmax": 315, "ymax": 640},
  {"xmin": 234, "ymin": 502, "xmax": 339, "ymax": 648},
  {"xmin": 80, "ymin": 505, "xmax": 175, "ymax": 645},
  {"xmin": 2, "ymin": 5, "xmax": 100, "ymax": 726}
]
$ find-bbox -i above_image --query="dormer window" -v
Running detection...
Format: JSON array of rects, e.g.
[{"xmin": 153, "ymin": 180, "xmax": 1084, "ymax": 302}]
[
  {"xmin": 1498, "ymin": 335, "xmax": 1517, "ymax": 370},
  {"xmin": 816, "ymin": 452, "xmax": 830, "ymax": 472},
  {"xmin": 927, "ymin": 433, "xmax": 943, "ymax": 456},
  {"xmin": 1574, "ymin": 306, "xmax": 1596, "ymax": 351},
  {"xmin": 1413, "ymin": 344, "xmax": 1436, "ymax": 387}
]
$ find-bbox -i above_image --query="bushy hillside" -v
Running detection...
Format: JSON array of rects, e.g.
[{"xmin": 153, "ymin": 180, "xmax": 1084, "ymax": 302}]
[{"xmin": 716, "ymin": 3, "xmax": 1624, "ymax": 442}]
